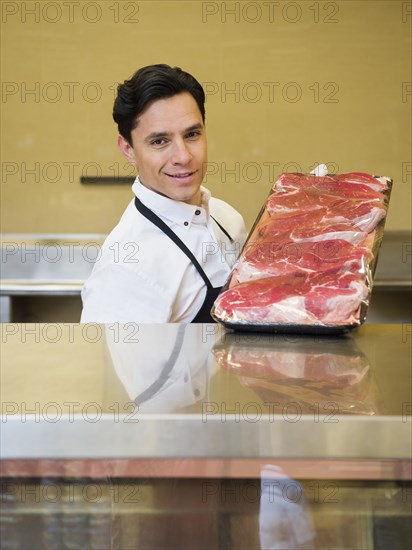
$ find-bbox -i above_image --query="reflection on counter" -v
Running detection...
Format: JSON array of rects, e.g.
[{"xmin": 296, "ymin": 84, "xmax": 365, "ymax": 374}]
[
  {"xmin": 103, "ymin": 324, "xmax": 388, "ymax": 420},
  {"xmin": 106, "ymin": 325, "xmax": 384, "ymax": 418},
  {"xmin": 1, "ymin": 323, "xmax": 410, "ymax": 420},
  {"xmin": 213, "ymin": 333, "xmax": 379, "ymax": 416},
  {"xmin": 106, "ymin": 324, "xmax": 213, "ymax": 413}
]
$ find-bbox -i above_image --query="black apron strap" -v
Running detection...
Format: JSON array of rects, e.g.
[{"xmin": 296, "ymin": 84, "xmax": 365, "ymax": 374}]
[
  {"xmin": 134, "ymin": 197, "xmax": 212, "ymax": 290},
  {"xmin": 210, "ymin": 215, "xmax": 234, "ymax": 243},
  {"xmin": 191, "ymin": 286, "xmax": 222, "ymax": 323}
]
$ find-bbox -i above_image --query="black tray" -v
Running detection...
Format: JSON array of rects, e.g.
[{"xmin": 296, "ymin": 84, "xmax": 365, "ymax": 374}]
[{"xmin": 211, "ymin": 316, "xmax": 359, "ymax": 335}]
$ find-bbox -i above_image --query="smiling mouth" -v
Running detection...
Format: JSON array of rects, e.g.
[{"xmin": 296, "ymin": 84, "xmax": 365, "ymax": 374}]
[{"xmin": 165, "ymin": 171, "xmax": 196, "ymax": 179}]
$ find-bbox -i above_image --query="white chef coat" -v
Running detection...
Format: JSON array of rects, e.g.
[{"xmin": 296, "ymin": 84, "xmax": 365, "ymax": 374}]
[{"xmin": 80, "ymin": 177, "xmax": 247, "ymax": 323}]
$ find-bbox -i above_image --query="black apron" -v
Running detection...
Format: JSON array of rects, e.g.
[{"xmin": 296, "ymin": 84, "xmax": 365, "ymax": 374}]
[{"xmin": 134, "ymin": 197, "xmax": 233, "ymax": 323}]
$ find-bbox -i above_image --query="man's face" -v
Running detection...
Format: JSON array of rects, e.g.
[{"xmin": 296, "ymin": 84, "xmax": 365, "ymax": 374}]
[{"xmin": 119, "ymin": 92, "xmax": 207, "ymax": 206}]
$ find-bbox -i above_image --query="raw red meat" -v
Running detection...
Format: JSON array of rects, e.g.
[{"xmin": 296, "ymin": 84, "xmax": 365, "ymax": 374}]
[
  {"xmin": 321, "ymin": 201, "xmax": 386, "ymax": 233},
  {"xmin": 266, "ymin": 190, "xmax": 325, "ymax": 215},
  {"xmin": 215, "ymin": 272, "xmax": 368, "ymax": 325},
  {"xmin": 275, "ymin": 172, "xmax": 387, "ymax": 199},
  {"xmin": 234, "ymin": 239, "xmax": 371, "ymax": 283},
  {"xmin": 335, "ymin": 172, "xmax": 389, "ymax": 191},
  {"xmin": 266, "ymin": 192, "xmax": 385, "ymax": 233},
  {"xmin": 213, "ymin": 171, "xmax": 391, "ymax": 327},
  {"xmin": 290, "ymin": 222, "xmax": 368, "ymax": 244},
  {"xmin": 265, "ymin": 176, "xmax": 386, "ymax": 235}
]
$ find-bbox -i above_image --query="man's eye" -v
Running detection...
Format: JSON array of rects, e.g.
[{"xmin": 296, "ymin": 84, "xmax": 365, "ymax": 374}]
[
  {"xmin": 151, "ymin": 138, "xmax": 167, "ymax": 146},
  {"xmin": 186, "ymin": 131, "xmax": 201, "ymax": 139}
]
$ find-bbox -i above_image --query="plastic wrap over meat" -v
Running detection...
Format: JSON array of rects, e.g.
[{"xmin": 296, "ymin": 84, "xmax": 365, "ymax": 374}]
[{"xmin": 212, "ymin": 172, "xmax": 392, "ymax": 332}]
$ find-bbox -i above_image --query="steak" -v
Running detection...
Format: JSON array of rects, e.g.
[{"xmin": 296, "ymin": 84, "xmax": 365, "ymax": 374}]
[
  {"xmin": 265, "ymin": 182, "xmax": 386, "ymax": 233},
  {"xmin": 335, "ymin": 172, "xmax": 389, "ymax": 191},
  {"xmin": 213, "ymin": 171, "xmax": 391, "ymax": 327},
  {"xmin": 215, "ymin": 272, "xmax": 368, "ymax": 325},
  {"xmin": 234, "ymin": 239, "xmax": 372, "ymax": 283},
  {"xmin": 275, "ymin": 172, "xmax": 387, "ymax": 199}
]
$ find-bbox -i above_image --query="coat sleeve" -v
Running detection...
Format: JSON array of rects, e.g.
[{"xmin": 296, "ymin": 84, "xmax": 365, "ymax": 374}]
[{"xmin": 80, "ymin": 263, "xmax": 172, "ymax": 323}]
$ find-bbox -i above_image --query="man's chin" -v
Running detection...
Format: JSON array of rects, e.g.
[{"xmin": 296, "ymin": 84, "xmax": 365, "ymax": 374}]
[
  {"xmin": 140, "ymin": 177, "xmax": 202, "ymax": 204},
  {"xmin": 166, "ymin": 181, "xmax": 202, "ymax": 205},
  {"xmin": 176, "ymin": 188, "xmax": 202, "ymax": 206}
]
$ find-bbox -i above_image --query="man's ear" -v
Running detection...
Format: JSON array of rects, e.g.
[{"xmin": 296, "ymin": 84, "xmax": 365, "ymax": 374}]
[{"xmin": 118, "ymin": 135, "xmax": 136, "ymax": 165}]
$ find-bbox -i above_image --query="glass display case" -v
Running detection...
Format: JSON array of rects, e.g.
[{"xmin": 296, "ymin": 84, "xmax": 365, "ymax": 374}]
[{"xmin": 1, "ymin": 323, "xmax": 411, "ymax": 549}]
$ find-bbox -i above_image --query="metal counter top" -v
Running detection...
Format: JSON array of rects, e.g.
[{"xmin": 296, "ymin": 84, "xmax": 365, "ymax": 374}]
[
  {"xmin": 0, "ymin": 234, "xmax": 105, "ymax": 295},
  {"xmin": 1, "ymin": 324, "xmax": 411, "ymax": 479}
]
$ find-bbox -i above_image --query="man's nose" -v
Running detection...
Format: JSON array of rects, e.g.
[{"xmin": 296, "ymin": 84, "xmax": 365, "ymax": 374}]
[{"xmin": 171, "ymin": 139, "xmax": 192, "ymax": 164}]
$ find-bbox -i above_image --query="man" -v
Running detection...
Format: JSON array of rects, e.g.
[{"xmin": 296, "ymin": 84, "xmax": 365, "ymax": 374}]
[{"xmin": 81, "ymin": 64, "xmax": 247, "ymax": 323}]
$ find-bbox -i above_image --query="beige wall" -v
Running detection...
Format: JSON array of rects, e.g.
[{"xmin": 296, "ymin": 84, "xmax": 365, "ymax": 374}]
[{"xmin": 1, "ymin": 0, "xmax": 411, "ymax": 233}]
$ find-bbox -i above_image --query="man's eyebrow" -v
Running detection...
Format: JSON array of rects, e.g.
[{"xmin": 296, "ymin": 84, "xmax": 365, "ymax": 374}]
[
  {"xmin": 144, "ymin": 123, "xmax": 204, "ymax": 143},
  {"xmin": 145, "ymin": 131, "xmax": 171, "ymax": 142},
  {"xmin": 185, "ymin": 123, "xmax": 204, "ymax": 133}
]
